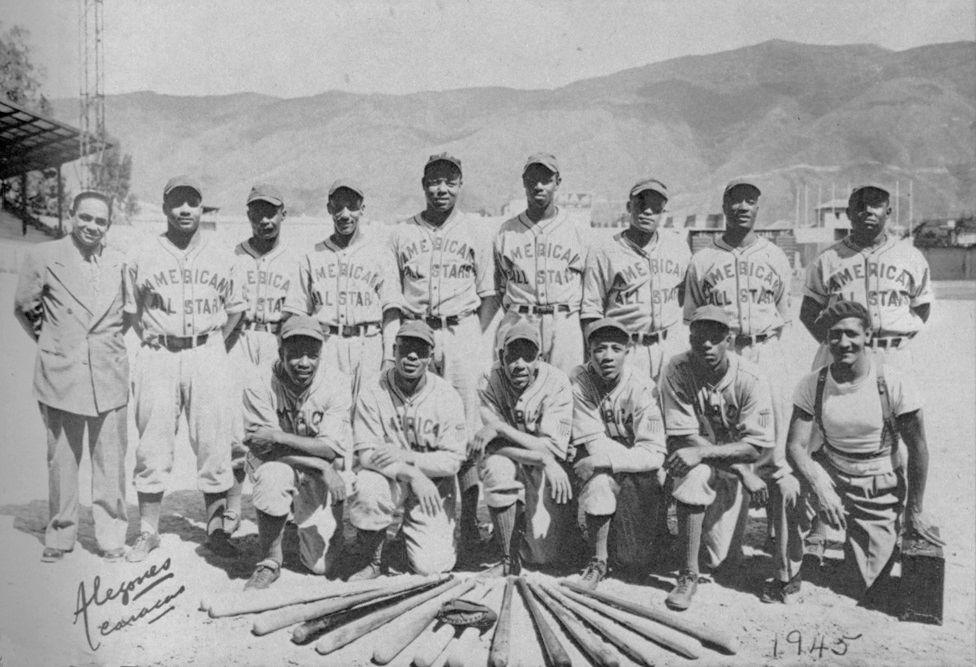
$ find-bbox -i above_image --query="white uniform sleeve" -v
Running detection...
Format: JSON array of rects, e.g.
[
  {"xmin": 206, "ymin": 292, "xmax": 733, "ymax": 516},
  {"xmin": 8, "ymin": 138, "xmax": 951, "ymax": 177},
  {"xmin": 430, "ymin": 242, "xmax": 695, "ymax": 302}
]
[
  {"xmin": 803, "ymin": 255, "xmax": 829, "ymax": 305},
  {"xmin": 661, "ymin": 360, "xmax": 700, "ymax": 436},
  {"xmin": 580, "ymin": 247, "xmax": 607, "ymax": 321},
  {"xmin": 736, "ymin": 373, "xmax": 775, "ymax": 449},
  {"xmin": 282, "ymin": 254, "xmax": 313, "ymax": 316},
  {"xmin": 413, "ymin": 388, "xmax": 465, "ymax": 478},
  {"xmin": 537, "ymin": 377, "xmax": 573, "ymax": 460},
  {"xmin": 682, "ymin": 254, "xmax": 705, "ymax": 322}
]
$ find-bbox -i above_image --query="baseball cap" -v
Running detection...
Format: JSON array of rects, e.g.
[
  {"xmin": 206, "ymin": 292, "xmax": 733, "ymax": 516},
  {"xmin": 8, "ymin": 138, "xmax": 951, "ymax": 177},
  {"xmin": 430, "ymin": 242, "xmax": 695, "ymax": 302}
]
[
  {"xmin": 163, "ymin": 175, "xmax": 203, "ymax": 199},
  {"xmin": 424, "ymin": 153, "xmax": 463, "ymax": 175},
  {"xmin": 689, "ymin": 305, "xmax": 731, "ymax": 329},
  {"xmin": 246, "ymin": 183, "xmax": 284, "ymax": 207},
  {"xmin": 584, "ymin": 318, "xmax": 630, "ymax": 342},
  {"xmin": 816, "ymin": 300, "xmax": 872, "ymax": 331},
  {"xmin": 629, "ymin": 178, "xmax": 669, "ymax": 200},
  {"xmin": 396, "ymin": 320, "xmax": 435, "ymax": 347},
  {"xmin": 849, "ymin": 184, "xmax": 890, "ymax": 204},
  {"xmin": 723, "ymin": 179, "xmax": 761, "ymax": 198},
  {"xmin": 328, "ymin": 179, "xmax": 365, "ymax": 200},
  {"xmin": 502, "ymin": 321, "xmax": 541, "ymax": 350},
  {"xmin": 523, "ymin": 152, "xmax": 560, "ymax": 175},
  {"xmin": 279, "ymin": 315, "xmax": 325, "ymax": 342}
]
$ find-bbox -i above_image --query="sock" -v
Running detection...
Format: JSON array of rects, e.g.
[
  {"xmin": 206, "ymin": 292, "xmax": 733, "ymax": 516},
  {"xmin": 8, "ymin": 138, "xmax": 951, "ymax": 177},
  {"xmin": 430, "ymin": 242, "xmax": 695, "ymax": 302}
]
[
  {"xmin": 585, "ymin": 514, "xmax": 612, "ymax": 562},
  {"xmin": 490, "ymin": 503, "xmax": 519, "ymax": 558},
  {"xmin": 257, "ymin": 510, "xmax": 286, "ymax": 566},
  {"xmin": 677, "ymin": 502, "xmax": 705, "ymax": 576},
  {"xmin": 225, "ymin": 468, "xmax": 245, "ymax": 520},
  {"xmin": 460, "ymin": 485, "xmax": 480, "ymax": 542},
  {"xmin": 137, "ymin": 492, "xmax": 164, "ymax": 535},
  {"xmin": 203, "ymin": 492, "xmax": 228, "ymax": 536}
]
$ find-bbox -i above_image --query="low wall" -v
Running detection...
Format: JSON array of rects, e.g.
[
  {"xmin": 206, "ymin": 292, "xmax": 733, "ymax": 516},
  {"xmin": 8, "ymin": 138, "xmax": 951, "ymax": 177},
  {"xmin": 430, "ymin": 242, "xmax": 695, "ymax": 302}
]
[{"xmin": 920, "ymin": 247, "xmax": 976, "ymax": 280}]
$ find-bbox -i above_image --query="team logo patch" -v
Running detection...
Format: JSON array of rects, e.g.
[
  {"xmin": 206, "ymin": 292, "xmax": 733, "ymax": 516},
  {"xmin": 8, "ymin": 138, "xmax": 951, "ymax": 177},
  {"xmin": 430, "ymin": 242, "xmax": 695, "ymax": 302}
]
[{"xmin": 758, "ymin": 409, "xmax": 771, "ymax": 429}]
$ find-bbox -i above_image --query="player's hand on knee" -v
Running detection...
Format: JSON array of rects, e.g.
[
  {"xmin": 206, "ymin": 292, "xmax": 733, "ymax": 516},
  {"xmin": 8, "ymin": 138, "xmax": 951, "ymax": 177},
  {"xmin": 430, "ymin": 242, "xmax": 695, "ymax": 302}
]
[
  {"xmin": 813, "ymin": 484, "xmax": 846, "ymax": 530},
  {"xmin": 777, "ymin": 473, "xmax": 801, "ymax": 507},
  {"xmin": 321, "ymin": 466, "xmax": 347, "ymax": 503},
  {"xmin": 409, "ymin": 474, "xmax": 442, "ymax": 516},
  {"xmin": 245, "ymin": 425, "xmax": 278, "ymax": 453},
  {"xmin": 543, "ymin": 458, "xmax": 572, "ymax": 504},
  {"xmin": 906, "ymin": 506, "xmax": 946, "ymax": 547},
  {"xmin": 370, "ymin": 445, "xmax": 409, "ymax": 469},
  {"xmin": 666, "ymin": 447, "xmax": 702, "ymax": 477},
  {"xmin": 573, "ymin": 454, "xmax": 606, "ymax": 483},
  {"xmin": 469, "ymin": 424, "xmax": 498, "ymax": 458},
  {"xmin": 739, "ymin": 469, "xmax": 768, "ymax": 508}
]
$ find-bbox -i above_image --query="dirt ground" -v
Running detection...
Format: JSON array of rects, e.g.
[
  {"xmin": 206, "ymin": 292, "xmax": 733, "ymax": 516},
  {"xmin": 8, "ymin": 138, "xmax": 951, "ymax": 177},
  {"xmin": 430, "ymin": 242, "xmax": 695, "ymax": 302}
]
[{"xmin": 0, "ymin": 264, "xmax": 973, "ymax": 666}]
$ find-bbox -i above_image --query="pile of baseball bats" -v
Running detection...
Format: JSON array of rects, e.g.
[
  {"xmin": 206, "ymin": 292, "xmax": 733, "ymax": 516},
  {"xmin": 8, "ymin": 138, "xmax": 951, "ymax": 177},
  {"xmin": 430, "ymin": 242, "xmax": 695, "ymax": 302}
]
[{"xmin": 199, "ymin": 573, "xmax": 739, "ymax": 665}]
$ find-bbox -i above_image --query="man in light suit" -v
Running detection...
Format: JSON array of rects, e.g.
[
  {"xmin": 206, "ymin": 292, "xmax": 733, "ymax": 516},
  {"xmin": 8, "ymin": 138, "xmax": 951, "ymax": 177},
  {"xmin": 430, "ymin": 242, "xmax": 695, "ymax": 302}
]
[{"xmin": 14, "ymin": 191, "xmax": 131, "ymax": 563}]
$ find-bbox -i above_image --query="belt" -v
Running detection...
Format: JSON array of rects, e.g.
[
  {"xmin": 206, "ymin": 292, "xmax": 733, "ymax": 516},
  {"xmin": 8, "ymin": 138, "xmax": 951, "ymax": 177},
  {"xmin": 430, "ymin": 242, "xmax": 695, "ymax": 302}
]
[
  {"xmin": 514, "ymin": 304, "xmax": 572, "ymax": 315},
  {"xmin": 631, "ymin": 328, "xmax": 669, "ymax": 345},
  {"xmin": 867, "ymin": 335, "xmax": 912, "ymax": 350},
  {"xmin": 147, "ymin": 333, "xmax": 210, "ymax": 351},
  {"xmin": 325, "ymin": 323, "xmax": 380, "ymax": 338},
  {"xmin": 408, "ymin": 313, "xmax": 471, "ymax": 329},
  {"xmin": 241, "ymin": 320, "xmax": 280, "ymax": 334},
  {"xmin": 734, "ymin": 328, "xmax": 782, "ymax": 347}
]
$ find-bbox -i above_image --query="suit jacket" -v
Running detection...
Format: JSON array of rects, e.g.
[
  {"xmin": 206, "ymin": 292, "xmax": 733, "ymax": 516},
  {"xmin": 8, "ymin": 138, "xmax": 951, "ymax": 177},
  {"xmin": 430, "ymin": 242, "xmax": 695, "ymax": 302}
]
[{"xmin": 14, "ymin": 236, "xmax": 130, "ymax": 416}]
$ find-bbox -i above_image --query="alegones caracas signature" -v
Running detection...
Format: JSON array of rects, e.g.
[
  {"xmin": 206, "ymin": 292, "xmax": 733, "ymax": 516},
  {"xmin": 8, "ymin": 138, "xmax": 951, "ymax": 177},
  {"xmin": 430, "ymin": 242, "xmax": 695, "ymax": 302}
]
[{"xmin": 73, "ymin": 557, "xmax": 186, "ymax": 651}]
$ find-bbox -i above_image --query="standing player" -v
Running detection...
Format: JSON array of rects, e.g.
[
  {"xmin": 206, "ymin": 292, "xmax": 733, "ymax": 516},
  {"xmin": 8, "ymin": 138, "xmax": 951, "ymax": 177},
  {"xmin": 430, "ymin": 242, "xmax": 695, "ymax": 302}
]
[
  {"xmin": 225, "ymin": 184, "xmax": 296, "ymax": 534},
  {"xmin": 387, "ymin": 154, "xmax": 499, "ymax": 564},
  {"xmin": 14, "ymin": 191, "xmax": 130, "ymax": 562},
  {"xmin": 285, "ymin": 180, "xmax": 399, "ymax": 405},
  {"xmin": 124, "ymin": 176, "xmax": 245, "ymax": 562},
  {"xmin": 800, "ymin": 184, "xmax": 933, "ymax": 372},
  {"xmin": 683, "ymin": 180, "xmax": 793, "ymax": 531},
  {"xmin": 241, "ymin": 315, "xmax": 351, "ymax": 589},
  {"xmin": 494, "ymin": 153, "xmax": 586, "ymax": 375},
  {"xmin": 570, "ymin": 318, "xmax": 666, "ymax": 588},
  {"xmin": 473, "ymin": 321, "xmax": 575, "ymax": 573},
  {"xmin": 581, "ymin": 178, "xmax": 689, "ymax": 383},
  {"xmin": 345, "ymin": 321, "xmax": 467, "ymax": 579},
  {"xmin": 661, "ymin": 306, "xmax": 775, "ymax": 610}
]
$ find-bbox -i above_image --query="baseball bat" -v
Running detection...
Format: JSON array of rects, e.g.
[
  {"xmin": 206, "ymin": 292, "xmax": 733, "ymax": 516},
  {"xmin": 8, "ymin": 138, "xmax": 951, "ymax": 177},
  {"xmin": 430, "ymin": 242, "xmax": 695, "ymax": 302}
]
[
  {"xmin": 516, "ymin": 577, "xmax": 571, "ymax": 667},
  {"xmin": 253, "ymin": 574, "xmax": 443, "ymax": 636},
  {"xmin": 539, "ymin": 582, "xmax": 661, "ymax": 667},
  {"xmin": 557, "ymin": 585, "xmax": 699, "ymax": 659},
  {"xmin": 528, "ymin": 580, "xmax": 619, "ymax": 667},
  {"xmin": 488, "ymin": 577, "xmax": 516, "ymax": 667},
  {"xmin": 559, "ymin": 580, "xmax": 737, "ymax": 655},
  {"xmin": 205, "ymin": 578, "xmax": 388, "ymax": 618},
  {"xmin": 414, "ymin": 581, "xmax": 497, "ymax": 667},
  {"xmin": 315, "ymin": 577, "xmax": 465, "ymax": 655},
  {"xmin": 372, "ymin": 579, "xmax": 478, "ymax": 664}
]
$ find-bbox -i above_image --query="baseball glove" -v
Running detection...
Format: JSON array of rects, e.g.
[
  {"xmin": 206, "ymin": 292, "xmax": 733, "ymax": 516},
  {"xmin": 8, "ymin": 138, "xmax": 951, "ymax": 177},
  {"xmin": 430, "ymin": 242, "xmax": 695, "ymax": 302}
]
[{"xmin": 436, "ymin": 598, "xmax": 497, "ymax": 630}]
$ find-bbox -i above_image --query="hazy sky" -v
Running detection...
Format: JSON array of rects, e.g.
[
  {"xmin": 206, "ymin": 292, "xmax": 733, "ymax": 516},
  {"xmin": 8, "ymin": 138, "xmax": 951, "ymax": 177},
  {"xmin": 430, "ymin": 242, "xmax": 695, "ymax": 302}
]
[{"xmin": 8, "ymin": 0, "xmax": 976, "ymax": 99}]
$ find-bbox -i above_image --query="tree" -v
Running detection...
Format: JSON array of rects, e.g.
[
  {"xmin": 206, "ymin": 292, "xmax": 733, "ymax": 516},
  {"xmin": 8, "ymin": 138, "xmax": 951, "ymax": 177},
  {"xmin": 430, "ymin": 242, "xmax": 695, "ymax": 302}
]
[
  {"xmin": 0, "ymin": 23, "xmax": 50, "ymax": 115},
  {"xmin": 88, "ymin": 145, "xmax": 140, "ymax": 219}
]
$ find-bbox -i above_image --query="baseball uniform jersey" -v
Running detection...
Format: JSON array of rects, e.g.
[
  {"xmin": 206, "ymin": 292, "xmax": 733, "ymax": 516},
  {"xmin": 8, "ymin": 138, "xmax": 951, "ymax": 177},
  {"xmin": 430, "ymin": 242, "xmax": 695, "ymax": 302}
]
[
  {"xmin": 232, "ymin": 239, "xmax": 298, "ymax": 366},
  {"xmin": 124, "ymin": 232, "xmax": 246, "ymax": 495},
  {"xmin": 243, "ymin": 362, "xmax": 352, "ymax": 574},
  {"xmin": 349, "ymin": 369, "xmax": 467, "ymax": 574},
  {"xmin": 494, "ymin": 209, "xmax": 587, "ymax": 374}
]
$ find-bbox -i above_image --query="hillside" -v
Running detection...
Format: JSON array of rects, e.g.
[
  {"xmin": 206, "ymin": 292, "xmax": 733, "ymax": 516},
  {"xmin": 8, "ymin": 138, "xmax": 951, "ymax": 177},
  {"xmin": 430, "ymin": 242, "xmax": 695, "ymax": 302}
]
[{"xmin": 50, "ymin": 40, "xmax": 976, "ymax": 223}]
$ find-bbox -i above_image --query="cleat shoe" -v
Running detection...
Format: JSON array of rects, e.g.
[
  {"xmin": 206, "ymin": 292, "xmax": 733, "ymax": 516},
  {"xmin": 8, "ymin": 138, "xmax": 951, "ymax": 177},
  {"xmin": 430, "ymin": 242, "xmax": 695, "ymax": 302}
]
[
  {"xmin": 41, "ymin": 547, "xmax": 67, "ymax": 563},
  {"xmin": 206, "ymin": 529, "xmax": 239, "ymax": 558},
  {"xmin": 126, "ymin": 532, "xmax": 161, "ymax": 563},
  {"xmin": 578, "ymin": 558, "xmax": 608, "ymax": 590},
  {"xmin": 245, "ymin": 560, "xmax": 281, "ymax": 590},
  {"xmin": 665, "ymin": 570, "xmax": 699, "ymax": 611},
  {"xmin": 347, "ymin": 561, "xmax": 383, "ymax": 582},
  {"xmin": 803, "ymin": 535, "xmax": 826, "ymax": 568},
  {"xmin": 501, "ymin": 554, "xmax": 521, "ymax": 577},
  {"xmin": 102, "ymin": 547, "xmax": 126, "ymax": 563},
  {"xmin": 761, "ymin": 576, "xmax": 801, "ymax": 604}
]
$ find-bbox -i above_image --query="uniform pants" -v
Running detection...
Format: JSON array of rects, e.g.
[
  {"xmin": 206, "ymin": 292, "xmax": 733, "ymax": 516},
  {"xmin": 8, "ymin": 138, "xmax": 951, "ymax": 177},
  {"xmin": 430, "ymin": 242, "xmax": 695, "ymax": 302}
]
[
  {"xmin": 246, "ymin": 455, "xmax": 345, "ymax": 575},
  {"xmin": 40, "ymin": 403, "xmax": 128, "ymax": 552},
  {"xmin": 480, "ymin": 453, "xmax": 581, "ymax": 566},
  {"xmin": 229, "ymin": 329, "xmax": 280, "ymax": 464},
  {"xmin": 671, "ymin": 463, "xmax": 751, "ymax": 569},
  {"xmin": 348, "ymin": 469, "xmax": 457, "ymax": 575},
  {"xmin": 132, "ymin": 337, "xmax": 234, "ymax": 494},
  {"xmin": 495, "ymin": 309, "xmax": 584, "ymax": 376},
  {"xmin": 324, "ymin": 331, "xmax": 383, "ymax": 406},
  {"xmin": 735, "ymin": 334, "xmax": 790, "ymax": 472},
  {"xmin": 626, "ymin": 330, "xmax": 679, "ymax": 386},
  {"xmin": 777, "ymin": 464, "xmax": 905, "ymax": 589}
]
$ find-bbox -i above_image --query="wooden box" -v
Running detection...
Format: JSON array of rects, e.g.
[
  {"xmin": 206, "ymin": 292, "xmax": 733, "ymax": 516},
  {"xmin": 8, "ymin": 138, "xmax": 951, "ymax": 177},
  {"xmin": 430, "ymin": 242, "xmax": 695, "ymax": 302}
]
[{"xmin": 899, "ymin": 528, "xmax": 944, "ymax": 625}]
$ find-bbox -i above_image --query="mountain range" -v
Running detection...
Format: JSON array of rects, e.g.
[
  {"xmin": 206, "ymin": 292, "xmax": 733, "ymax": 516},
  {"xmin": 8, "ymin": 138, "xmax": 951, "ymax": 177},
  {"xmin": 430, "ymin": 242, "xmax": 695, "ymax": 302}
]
[{"xmin": 50, "ymin": 39, "xmax": 976, "ymax": 224}]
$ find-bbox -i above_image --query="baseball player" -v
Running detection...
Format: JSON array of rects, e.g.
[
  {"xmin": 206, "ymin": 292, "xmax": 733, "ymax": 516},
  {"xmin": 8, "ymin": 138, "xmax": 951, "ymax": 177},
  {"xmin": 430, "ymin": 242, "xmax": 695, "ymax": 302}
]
[
  {"xmin": 800, "ymin": 184, "xmax": 933, "ymax": 372},
  {"xmin": 683, "ymin": 180, "xmax": 793, "ymax": 541},
  {"xmin": 241, "ymin": 315, "xmax": 352, "ymax": 589},
  {"xmin": 345, "ymin": 321, "xmax": 467, "ymax": 579},
  {"xmin": 386, "ymin": 154, "xmax": 499, "ymax": 565},
  {"xmin": 661, "ymin": 305, "xmax": 775, "ymax": 610},
  {"xmin": 570, "ymin": 318, "xmax": 667, "ymax": 589},
  {"xmin": 225, "ymin": 183, "xmax": 296, "ymax": 534},
  {"xmin": 473, "ymin": 321, "xmax": 575, "ymax": 573},
  {"xmin": 765, "ymin": 301, "xmax": 943, "ymax": 604},
  {"xmin": 123, "ymin": 176, "xmax": 245, "ymax": 562},
  {"xmin": 284, "ymin": 179, "xmax": 400, "ymax": 406},
  {"xmin": 581, "ymin": 178, "xmax": 690, "ymax": 383},
  {"xmin": 14, "ymin": 191, "xmax": 130, "ymax": 563},
  {"xmin": 494, "ymin": 153, "xmax": 586, "ymax": 375}
]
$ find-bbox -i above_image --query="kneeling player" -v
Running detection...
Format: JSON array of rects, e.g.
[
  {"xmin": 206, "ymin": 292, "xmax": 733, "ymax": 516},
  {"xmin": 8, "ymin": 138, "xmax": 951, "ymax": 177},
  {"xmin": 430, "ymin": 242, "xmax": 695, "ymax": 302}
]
[
  {"xmin": 764, "ymin": 301, "xmax": 943, "ymax": 603},
  {"xmin": 570, "ymin": 318, "xmax": 667, "ymax": 589},
  {"xmin": 661, "ymin": 306, "xmax": 775, "ymax": 610},
  {"xmin": 346, "ymin": 321, "xmax": 466, "ymax": 579},
  {"xmin": 242, "ymin": 315, "xmax": 352, "ymax": 589},
  {"xmin": 472, "ymin": 321, "xmax": 575, "ymax": 574}
]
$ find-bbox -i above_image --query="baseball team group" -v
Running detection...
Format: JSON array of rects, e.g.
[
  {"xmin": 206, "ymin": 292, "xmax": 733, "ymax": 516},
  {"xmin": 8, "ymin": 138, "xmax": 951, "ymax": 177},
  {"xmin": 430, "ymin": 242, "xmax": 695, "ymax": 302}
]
[{"xmin": 14, "ymin": 150, "xmax": 943, "ymax": 613}]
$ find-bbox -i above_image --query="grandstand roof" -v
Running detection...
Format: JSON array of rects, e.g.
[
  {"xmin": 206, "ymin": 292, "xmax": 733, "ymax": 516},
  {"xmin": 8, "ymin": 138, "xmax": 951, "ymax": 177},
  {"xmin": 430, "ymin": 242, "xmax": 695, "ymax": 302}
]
[{"xmin": 0, "ymin": 98, "xmax": 112, "ymax": 179}]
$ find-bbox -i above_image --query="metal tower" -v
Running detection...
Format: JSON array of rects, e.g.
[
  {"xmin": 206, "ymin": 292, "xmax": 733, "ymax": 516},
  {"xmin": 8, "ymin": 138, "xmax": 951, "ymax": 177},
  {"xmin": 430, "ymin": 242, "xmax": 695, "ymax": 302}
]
[{"xmin": 78, "ymin": 0, "xmax": 105, "ymax": 187}]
